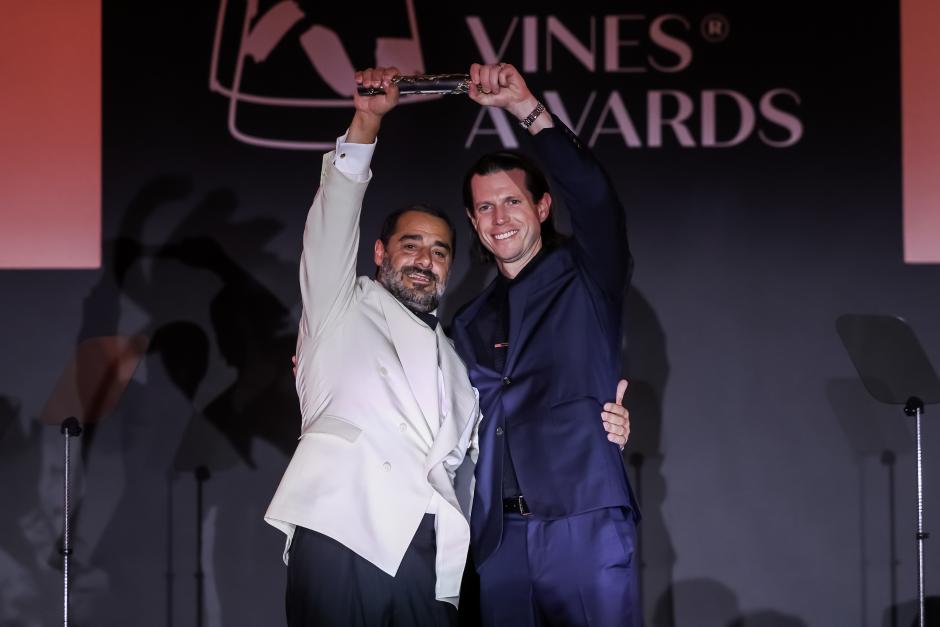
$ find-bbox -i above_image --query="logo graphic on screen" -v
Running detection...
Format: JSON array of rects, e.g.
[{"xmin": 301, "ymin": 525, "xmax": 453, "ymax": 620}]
[{"xmin": 209, "ymin": 0, "xmax": 438, "ymax": 150}]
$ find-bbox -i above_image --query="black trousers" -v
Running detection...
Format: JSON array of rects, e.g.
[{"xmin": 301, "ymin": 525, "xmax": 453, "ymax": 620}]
[{"xmin": 286, "ymin": 515, "xmax": 458, "ymax": 627}]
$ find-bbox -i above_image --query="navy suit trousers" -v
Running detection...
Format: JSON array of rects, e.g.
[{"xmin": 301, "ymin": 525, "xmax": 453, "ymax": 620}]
[{"xmin": 477, "ymin": 507, "xmax": 640, "ymax": 627}]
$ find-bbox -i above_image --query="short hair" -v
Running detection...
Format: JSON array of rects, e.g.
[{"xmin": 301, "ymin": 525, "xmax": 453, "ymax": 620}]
[
  {"xmin": 378, "ymin": 203, "xmax": 457, "ymax": 259},
  {"xmin": 461, "ymin": 151, "xmax": 563, "ymax": 264}
]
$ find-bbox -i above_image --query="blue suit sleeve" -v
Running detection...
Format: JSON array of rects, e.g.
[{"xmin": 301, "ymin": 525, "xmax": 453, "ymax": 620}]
[{"xmin": 530, "ymin": 120, "xmax": 632, "ymax": 299}]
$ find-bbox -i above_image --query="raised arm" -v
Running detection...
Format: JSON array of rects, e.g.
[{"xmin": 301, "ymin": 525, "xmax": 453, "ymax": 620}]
[
  {"xmin": 298, "ymin": 67, "xmax": 401, "ymax": 340},
  {"xmin": 530, "ymin": 115, "xmax": 631, "ymax": 299},
  {"xmin": 468, "ymin": 62, "xmax": 631, "ymax": 298}
]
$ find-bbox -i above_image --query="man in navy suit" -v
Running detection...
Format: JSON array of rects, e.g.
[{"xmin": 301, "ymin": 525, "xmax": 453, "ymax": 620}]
[{"xmin": 451, "ymin": 63, "xmax": 640, "ymax": 626}]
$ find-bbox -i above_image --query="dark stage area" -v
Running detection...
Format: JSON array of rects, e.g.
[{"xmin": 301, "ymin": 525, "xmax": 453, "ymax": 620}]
[{"xmin": 1, "ymin": 1, "xmax": 939, "ymax": 625}]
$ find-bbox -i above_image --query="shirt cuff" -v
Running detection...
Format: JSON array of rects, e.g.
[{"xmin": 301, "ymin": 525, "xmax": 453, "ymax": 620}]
[{"xmin": 333, "ymin": 131, "xmax": 375, "ymax": 181}]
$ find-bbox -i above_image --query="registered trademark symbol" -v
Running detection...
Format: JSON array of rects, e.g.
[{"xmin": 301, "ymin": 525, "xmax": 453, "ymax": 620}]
[{"xmin": 701, "ymin": 14, "xmax": 730, "ymax": 43}]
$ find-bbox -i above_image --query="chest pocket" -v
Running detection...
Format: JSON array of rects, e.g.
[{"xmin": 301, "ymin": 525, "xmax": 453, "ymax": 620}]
[{"xmin": 302, "ymin": 415, "xmax": 362, "ymax": 443}]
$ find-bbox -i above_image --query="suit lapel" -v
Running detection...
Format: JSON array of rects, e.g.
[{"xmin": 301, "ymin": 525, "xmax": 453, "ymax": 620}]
[
  {"xmin": 504, "ymin": 284, "xmax": 529, "ymax": 375},
  {"xmin": 504, "ymin": 250, "xmax": 576, "ymax": 374},
  {"xmin": 426, "ymin": 326, "xmax": 478, "ymax": 470},
  {"xmin": 377, "ymin": 289, "xmax": 439, "ymax": 431},
  {"xmin": 426, "ymin": 329, "xmax": 480, "ymax": 519},
  {"xmin": 451, "ymin": 278, "xmax": 498, "ymax": 367}
]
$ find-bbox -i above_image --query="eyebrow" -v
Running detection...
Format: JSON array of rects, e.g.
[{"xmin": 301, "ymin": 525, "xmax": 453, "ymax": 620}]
[
  {"xmin": 475, "ymin": 194, "xmax": 519, "ymax": 209},
  {"xmin": 398, "ymin": 233, "xmax": 452, "ymax": 253}
]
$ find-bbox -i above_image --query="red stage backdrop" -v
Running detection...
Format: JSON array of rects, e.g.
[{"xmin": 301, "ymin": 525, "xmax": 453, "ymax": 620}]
[
  {"xmin": 902, "ymin": 0, "xmax": 940, "ymax": 263},
  {"xmin": 0, "ymin": 0, "xmax": 100, "ymax": 268}
]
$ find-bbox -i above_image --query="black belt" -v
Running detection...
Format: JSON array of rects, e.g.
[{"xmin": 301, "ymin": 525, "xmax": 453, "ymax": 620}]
[{"xmin": 503, "ymin": 495, "xmax": 532, "ymax": 516}]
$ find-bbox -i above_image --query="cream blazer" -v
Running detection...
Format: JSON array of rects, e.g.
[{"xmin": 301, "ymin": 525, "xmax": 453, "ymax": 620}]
[{"xmin": 265, "ymin": 152, "xmax": 479, "ymax": 605}]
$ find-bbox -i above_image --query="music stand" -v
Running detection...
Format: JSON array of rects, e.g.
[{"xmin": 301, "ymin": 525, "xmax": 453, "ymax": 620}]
[
  {"xmin": 172, "ymin": 413, "xmax": 241, "ymax": 627},
  {"xmin": 39, "ymin": 335, "xmax": 148, "ymax": 627},
  {"xmin": 837, "ymin": 315, "xmax": 940, "ymax": 627}
]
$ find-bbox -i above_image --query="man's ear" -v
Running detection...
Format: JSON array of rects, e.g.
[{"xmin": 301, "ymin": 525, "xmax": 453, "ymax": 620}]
[
  {"xmin": 373, "ymin": 239, "xmax": 386, "ymax": 267},
  {"xmin": 537, "ymin": 193, "xmax": 552, "ymax": 223}
]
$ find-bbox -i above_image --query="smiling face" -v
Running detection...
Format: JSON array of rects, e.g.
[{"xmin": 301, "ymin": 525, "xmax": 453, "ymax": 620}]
[
  {"xmin": 468, "ymin": 168, "xmax": 552, "ymax": 279},
  {"xmin": 373, "ymin": 210, "xmax": 453, "ymax": 313}
]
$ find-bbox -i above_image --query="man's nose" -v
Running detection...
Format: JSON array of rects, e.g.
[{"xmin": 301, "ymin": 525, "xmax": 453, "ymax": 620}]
[
  {"xmin": 413, "ymin": 248, "xmax": 431, "ymax": 267},
  {"xmin": 493, "ymin": 205, "xmax": 508, "ymax": 224}
]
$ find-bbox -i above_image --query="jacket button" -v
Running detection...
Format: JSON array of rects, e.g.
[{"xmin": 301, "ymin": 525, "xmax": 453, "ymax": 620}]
[
  {"xmin": 502, "ymin": 376, "xmax": 512, "ymax": 386},
  {"xmin": 379, "ymin": 367, "xmax": 388, "ymax": 377},
  {"xmin": 495, "ymin": 426, "xmax": 504, "ymax": 436},
  {"xmin": 399, "ymin": 422, "xmax": 407, "ymax": 432},
  {"xmin": 383, "ymin": 462, "xmax": 391, "ymax": 472}
]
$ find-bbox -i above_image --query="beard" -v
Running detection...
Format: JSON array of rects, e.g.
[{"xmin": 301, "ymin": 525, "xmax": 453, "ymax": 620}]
[{"xmin": 377, "ymin": 257, "xmax": 445, "ymax": 314}]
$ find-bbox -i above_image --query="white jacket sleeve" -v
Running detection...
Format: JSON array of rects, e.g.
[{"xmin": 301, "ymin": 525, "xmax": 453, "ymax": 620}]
[{"xmin": 298, "ymin": 141, "xmax": 373, "ymax": 341}]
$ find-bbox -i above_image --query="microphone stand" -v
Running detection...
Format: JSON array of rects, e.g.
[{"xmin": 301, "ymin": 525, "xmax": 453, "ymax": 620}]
[
  {"xmin": 60, "ymin": 416, "xmax": 82, "ymax": 627},
  {"xmin": 905, "ymin": 396, "xmax": 929, "ymax": 627},
  {"xmin": 836, "ymin": 314, "xmax": 939, "ymax": 627},
  {"xmin": 40, "ymin": 335, "xmax": 149, "ymax": 627},
  {"xmin": 195, "ymin": 465, "xmax": 209, "ymax": 627}
]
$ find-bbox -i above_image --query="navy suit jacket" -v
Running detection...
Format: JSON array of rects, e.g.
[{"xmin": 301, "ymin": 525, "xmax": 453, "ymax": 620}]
[{"xmin": 452, "ymin": 121, "xmax": 640, "ymax": 567}]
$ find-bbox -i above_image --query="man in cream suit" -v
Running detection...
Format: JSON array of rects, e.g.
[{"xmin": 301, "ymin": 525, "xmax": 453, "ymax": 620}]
[{"xmin": 264, "ymin": 67, "xmax": 479, "ymax": 626}]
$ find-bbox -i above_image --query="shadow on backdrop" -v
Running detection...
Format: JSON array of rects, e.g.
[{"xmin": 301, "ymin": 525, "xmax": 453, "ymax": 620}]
[
  {"xmin": 655, "ymin": 578, "xmax": 808, "ymax": 627},
  {"xmin": 622, "ymin": 287, "xmax": 675, "ymax": 626},
  {"xmin": 2, "ymin": 176, "xmax": 302, "ymax": 626},
  {"xmin": 104, "ymin": 176, "xmax": 300, "ymax": 464},
  {"xmin": 883, "ymin": 596, "xmax": 940, "ymax": 627},
  {"xmin": 828, "ymin": 377, "xmax": 916, "ymax": 627},
  {"xmin": 165, "ymin": 235, "xmax": 298, "ymax": 466},
  {"xmin": 728, "ymin": 609, "xmax": 809, "ymax": 627},
  {"xmin": 0, "ymin": 394, "xmax": 43, "ymax": 624}
]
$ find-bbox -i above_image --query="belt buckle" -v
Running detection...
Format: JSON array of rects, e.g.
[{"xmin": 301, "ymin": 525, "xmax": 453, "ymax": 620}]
[{"xmin": 517, "ymin": 495, "xmax": 532, "ymax": 517}]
